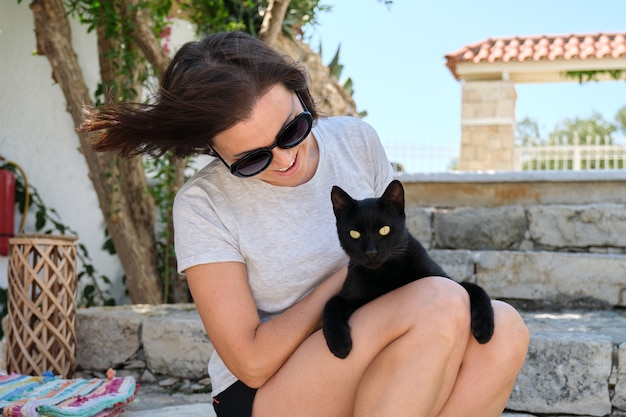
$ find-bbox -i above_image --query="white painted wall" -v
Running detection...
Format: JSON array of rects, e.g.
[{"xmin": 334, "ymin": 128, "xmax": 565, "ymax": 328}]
[{"xmin": 0, "ymin": 2, "xmax": 196, "ymax": 303}]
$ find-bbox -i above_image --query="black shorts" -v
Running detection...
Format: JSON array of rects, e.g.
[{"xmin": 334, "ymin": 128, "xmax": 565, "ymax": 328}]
[{"xmin": 212, "ymin": 380, "xmax": 258, "ymax": 417}]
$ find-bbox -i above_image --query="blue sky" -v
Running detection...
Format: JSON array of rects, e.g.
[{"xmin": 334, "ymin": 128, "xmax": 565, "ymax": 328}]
[{"xmin": 307, "ymin": 0, "xmax": 626, "ymax": 172}]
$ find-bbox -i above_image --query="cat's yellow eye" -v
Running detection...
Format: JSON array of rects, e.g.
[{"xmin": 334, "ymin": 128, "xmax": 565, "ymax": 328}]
[
  {"xmin": 379, "ymin": 226, "xmax": 391, "ymax": 236},
  {"xmin": 349, "ymin": 230, "xmax": 361, "ymax": 239}
]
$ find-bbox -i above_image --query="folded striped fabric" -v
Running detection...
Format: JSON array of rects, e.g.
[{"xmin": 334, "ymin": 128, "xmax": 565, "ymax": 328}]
[{"xmin": 0, "ymin": 370, "xmax": 137, "ymax": 417}]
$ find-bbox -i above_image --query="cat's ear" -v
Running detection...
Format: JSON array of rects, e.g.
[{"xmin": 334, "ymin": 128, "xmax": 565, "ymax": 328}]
[
  {"xmin": 331, "ymin": 185, "xmax": 356, "ymax": 215},
  {"xmin": 381, "ymin": 180, "xmax": 405, "ymax": 212}
]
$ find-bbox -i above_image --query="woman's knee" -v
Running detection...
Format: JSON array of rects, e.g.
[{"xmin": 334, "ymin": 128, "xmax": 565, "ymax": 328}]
[
  {"xmin": 349, "ymin": 277, "xmax": 472, "ymax": 354},
  {"xmin": 402, "ymin": 277, "xmax": 472, "ymax": 344},
  {"xmin": 492, "ymin": 301, "xmax": 530, "ymax": 365}
]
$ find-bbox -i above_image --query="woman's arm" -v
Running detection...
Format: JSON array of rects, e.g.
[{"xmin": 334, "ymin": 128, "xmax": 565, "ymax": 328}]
[{"xmin": 185, "ymin": 261, "xmax": 346, "ymax": 388}]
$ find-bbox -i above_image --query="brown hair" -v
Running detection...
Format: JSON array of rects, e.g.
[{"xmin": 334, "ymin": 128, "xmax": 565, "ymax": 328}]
[{"xmin": 82, "ymin": 31, "xmax": 318, "ymax": 158}]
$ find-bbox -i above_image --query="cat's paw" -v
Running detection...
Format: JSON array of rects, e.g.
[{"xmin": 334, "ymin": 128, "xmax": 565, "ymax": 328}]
[
  {"xmin": 323, "ymin": 325, "xmax": 353, "ymax": 359},
  {"xmin": 472, "ymin": 320, "xmax": 494, "ymax": 344},
  {"xmin": 328, "ymin": 334, "xmax": 352, "ymax": 359}
]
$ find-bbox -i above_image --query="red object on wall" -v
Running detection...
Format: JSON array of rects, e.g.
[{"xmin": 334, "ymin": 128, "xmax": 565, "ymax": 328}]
[{"xmin": 0, "ymin": 169, "xmax": 16, "ymax": 256}]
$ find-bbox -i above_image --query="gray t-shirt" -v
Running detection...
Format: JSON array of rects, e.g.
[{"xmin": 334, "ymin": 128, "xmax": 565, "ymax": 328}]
[{"xmin": 173, "ymin": 116, "xmax": 394, "ymax": 395}]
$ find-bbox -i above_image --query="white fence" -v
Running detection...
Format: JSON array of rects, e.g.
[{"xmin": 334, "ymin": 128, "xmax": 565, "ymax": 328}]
[{"xmin": 514, "ymin": 135, "xmax": 626, "ymax": 171}]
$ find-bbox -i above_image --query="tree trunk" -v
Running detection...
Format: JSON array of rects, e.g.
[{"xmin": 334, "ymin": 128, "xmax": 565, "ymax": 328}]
[
  {"xmin": 123, "ymin": 2, "xmax": 191, "ymax": 302},
  {"xmin": 168, "ymin": 156, "xmax": 191, "ymax": 303},
  {"xmin": 259, "ymin": 0, "xmax": 291, "ymax": 46},
  {"xmin": 127, "ymin": 0, "xmax": 170, "ymax": 75},
  {"xmin": 30, "ymin": 0, "xmax": 162, "ymax": 304}
]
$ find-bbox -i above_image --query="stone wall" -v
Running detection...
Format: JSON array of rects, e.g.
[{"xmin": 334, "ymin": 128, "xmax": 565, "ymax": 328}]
[
  {"xmin": 76, "ymin": 304, "xmax": 214, "ymax": 392},
  {"xmin": 400, "ymin": 171, "xmax": 626, "ymax": 310},
  {"xmin": 74, "ymin": 306, "xmax": 626, "ymax": 416}
]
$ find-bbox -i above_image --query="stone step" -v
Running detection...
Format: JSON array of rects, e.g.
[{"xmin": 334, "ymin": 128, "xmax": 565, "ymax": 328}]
[
  {"xmin": 511, "ymin": 310, "xmax": 626, "ymax": 416},
  {"xmin": 72, "ymin": 305, "xmax": 626, "ymax": 417},
  {"xmin": 432, "ymin": 249, "xmax": 626, "ymax": 309}
]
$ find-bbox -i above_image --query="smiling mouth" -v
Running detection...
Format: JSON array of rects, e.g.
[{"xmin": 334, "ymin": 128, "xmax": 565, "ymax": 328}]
[{"xmin": 277, "ymin": 155, "xmax": 296, "ymax": 172}]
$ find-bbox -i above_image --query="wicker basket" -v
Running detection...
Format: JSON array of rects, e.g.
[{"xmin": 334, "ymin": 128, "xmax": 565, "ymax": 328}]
[{"xmin": 4, "ymin": 234, "xmax": 78, "ymax": 378}]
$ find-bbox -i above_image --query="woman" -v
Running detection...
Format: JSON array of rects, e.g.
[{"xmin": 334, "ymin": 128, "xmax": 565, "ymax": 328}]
[{"xmin": 83, "ymin": 31, "xmax": 529, "ymax": 417}]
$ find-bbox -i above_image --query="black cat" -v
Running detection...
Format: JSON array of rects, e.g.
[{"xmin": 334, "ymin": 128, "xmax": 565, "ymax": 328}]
[{"xmin": 323, "ymin": 179, "xmax": 494, "ymax": 359}]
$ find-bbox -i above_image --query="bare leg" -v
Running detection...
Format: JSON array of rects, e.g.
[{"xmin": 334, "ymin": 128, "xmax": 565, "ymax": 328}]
[
  {"xmin": 435, "ymin": 301, "xmax": 529, "ymax": 417},
  {"xmin": 352, "ymin": 281, "xmax": 471, "ymax": 416},
  {"xmin": 252, "ymin": 278, "xmax": 528, "ymax": 417}
]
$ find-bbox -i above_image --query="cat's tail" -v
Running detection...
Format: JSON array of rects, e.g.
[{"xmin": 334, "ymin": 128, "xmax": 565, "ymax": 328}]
[{"xmin": 460, "ymin": 281, "xmax": 495, "ymax": 344}]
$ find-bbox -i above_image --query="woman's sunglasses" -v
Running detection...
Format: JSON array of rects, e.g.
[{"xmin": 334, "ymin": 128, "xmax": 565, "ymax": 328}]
[{"xmin": 211, "ymin": 92, "xmax": 313, "ymax": 178}]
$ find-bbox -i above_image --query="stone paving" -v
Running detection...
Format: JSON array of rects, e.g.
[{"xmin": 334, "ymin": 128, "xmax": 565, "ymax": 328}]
[
  {"xmin": 119, "ymin": 385, "xmax": 524, "ymax": 417},
  {"xmin": 121, "ymin": 387, "xmax": 528, "ymax": 417},
  {"xmin": 120, "ymin": 384, "xmax": 214, "ymax": 416},
  {"xmin": 122, "ymin": 379, "xmax": 538, "ymax": 416}
]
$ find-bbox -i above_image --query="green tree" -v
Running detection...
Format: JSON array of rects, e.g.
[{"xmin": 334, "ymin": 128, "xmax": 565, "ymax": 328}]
[
  {"xmin": 615, "ymin": 105, "xmax": 626, "ymax": 135},
  {"xmin": 548, "ymin": 111, "xmax": 617, "ymax": 145},
  {"xmin": 515, "ymin": 116, "xmax": 542, "ymax": 146}
]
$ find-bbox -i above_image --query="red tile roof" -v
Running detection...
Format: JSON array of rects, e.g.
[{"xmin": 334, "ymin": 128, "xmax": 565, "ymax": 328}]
[{"xmin": 445, "ymin": 32, "xmax": 626, "ymax": 80}]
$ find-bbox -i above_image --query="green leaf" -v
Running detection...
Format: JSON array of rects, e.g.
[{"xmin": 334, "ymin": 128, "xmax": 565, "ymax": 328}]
[{"xmin": 35, "ymin": 207, "xmax": 46, "ymax": 230}]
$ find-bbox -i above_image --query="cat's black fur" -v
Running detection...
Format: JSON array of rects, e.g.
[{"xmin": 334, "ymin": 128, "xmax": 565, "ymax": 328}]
[{"xmin": 323, "ymin": 179, "xmax": 494, "ymax": 359}]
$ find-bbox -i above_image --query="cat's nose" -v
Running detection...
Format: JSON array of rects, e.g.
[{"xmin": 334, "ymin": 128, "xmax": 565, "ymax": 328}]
[{"xmin": 365, "ymin": 243, "xmax": 377, "ymax": 257}]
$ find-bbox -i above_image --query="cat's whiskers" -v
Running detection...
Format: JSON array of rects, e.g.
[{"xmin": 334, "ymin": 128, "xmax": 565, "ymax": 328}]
[{"xmin": 386, "ymin": 245, "xmax": 411, "ymax": 262}]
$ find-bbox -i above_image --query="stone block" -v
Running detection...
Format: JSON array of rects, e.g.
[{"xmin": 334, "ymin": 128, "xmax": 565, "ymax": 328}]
[
  {"xmin": 430, "ymin": 249, "xmax": 475, "ymax": 282},
  {"xmin": 476, "ymin": 251, "xmax": 626, "ymax": 306},
  {"xmin": 434, "ymin": 206, "xmax": 527, "ymax": 250},
  {"xmin": 461, "ymin": 81, "xmax": 516, "ymax": 118},
  {"xmin": 76, "ymin": 305, "xmax": 146, "ymax": 370},
  {"xmin": 405, "ymin": 206, "xmax": 433, "ymax": 248},
  {"xmin": 520, "ymin": 310, "xmax": 626, "ymax": 345},
  {"xmin": 615, "ymin": 343, "xmax": 626, "ymax": 411},
  {"xmin": 400, "ymin": 174, "xmax": 626, "ymax": 208},
  {"xmin": 507, "ymin": 331, "xmax": 612, "ymax": 416},
  {"xmin": 143, "ymin": 308, "xmax": 214, "ymax": 379},
  {"xmin": 528, "ymin": 204, "xmax": 626, "ymax": 248}
]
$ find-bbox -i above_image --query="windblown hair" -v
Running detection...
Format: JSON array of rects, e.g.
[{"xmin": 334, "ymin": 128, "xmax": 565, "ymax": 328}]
[{"xmin": 81, "ymin": 31, "xmax": 318, "ymax": 158}]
